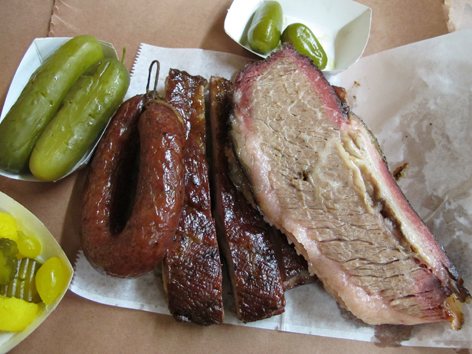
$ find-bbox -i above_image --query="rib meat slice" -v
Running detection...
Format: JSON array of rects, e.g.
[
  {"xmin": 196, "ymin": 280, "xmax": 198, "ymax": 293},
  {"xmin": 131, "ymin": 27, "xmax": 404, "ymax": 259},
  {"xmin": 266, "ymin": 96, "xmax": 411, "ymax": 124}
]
[
  {"xmin": 270, "ymin": 227, "xmax": 316, "ymax": 291},
  {"xmin": 163, "ymin": 69, "xmax": 224, "ymax": 325},
  {"xmin": 209, "ymin": 76, "xmax": 285, "ymax": 322},
  {"xmin": 229, "ymin": 45, "xmax": 470, "ymax": 329}
]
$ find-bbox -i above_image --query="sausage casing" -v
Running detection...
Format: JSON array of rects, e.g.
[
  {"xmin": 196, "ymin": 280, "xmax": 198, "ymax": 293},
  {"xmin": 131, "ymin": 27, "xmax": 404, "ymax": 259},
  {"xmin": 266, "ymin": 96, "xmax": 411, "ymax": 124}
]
[{"xmin": 81, "ymin": 95, "xmax": 185, "ymax": 278}]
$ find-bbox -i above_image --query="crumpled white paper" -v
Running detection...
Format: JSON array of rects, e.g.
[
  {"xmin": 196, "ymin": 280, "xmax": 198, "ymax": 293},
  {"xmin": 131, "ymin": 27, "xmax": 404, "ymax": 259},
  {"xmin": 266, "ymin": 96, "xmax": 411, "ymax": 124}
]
[
  {"xmin": 71, "ymin": 30, "xmax": 472, "ymax": 348},
  {"xmin": 446, "ymin": 0, "xmax": 472, "ymax": 31}
]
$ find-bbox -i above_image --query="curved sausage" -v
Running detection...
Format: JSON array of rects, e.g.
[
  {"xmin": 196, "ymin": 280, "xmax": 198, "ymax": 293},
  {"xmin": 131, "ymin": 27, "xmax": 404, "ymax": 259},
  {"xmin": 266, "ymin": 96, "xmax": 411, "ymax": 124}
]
[{"xmin": 81, "ymin": 94, "xmax": 186, "ymax": 278}]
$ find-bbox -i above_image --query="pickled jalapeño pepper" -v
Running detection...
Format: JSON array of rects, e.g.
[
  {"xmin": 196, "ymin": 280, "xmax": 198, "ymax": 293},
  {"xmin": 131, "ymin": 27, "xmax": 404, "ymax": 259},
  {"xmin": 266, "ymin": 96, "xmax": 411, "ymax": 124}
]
[
  {"xmin": 281, "ymin": 23, "xmax": 328, "ymax": 70},
  {"xmin": 247, "ymin": 1, "xmax": 283, "ymax": 55}
]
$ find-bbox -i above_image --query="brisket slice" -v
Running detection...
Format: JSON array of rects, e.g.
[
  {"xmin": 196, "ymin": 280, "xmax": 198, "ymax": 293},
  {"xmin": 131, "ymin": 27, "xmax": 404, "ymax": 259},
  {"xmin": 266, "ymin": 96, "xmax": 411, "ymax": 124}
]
[
  {"xmin": 209, "ymin": 76, "xmax": 285, "ymax": 322},
  {"xmin": 229, "ymin": 45, "xmax": 470, "ymax": 329},
  {"xmin": 163, "ymin": 69, "xmax": 224, "ymax": 325},
  {"xmin": 223, "ymin": 99, "xmax": 317, "ymax": 292}
]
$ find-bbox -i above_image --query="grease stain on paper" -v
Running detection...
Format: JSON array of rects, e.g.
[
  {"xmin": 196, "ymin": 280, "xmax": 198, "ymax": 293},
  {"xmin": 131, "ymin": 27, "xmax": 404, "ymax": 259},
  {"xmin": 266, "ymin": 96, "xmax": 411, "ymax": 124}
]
[{"xmin": 373, "ymin": 324, "xmax": 413, "ymax": 347}]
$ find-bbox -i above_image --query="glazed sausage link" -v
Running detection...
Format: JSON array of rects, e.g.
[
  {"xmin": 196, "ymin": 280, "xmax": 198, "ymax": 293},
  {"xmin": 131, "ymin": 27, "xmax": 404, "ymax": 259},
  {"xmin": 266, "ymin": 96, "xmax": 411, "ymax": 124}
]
[{"xmin": 81, "ymin": 95, "xmax": 186, "ymax": 278}]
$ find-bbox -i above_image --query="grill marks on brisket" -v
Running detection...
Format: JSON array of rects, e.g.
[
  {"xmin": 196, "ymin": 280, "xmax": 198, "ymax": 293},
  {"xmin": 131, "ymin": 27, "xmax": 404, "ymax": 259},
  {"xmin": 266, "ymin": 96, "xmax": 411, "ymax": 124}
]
[
  {"xmin": 230, "ymin": 47, "xmax": 470, "ymax": 328},
  {"xmin": 163, "ymin": 69, "xmax": 224, "ymax": 325}
]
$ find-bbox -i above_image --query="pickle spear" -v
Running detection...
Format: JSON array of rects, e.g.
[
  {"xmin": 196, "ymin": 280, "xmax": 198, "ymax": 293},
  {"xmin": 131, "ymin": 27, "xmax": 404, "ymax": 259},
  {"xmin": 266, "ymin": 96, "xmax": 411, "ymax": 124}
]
[
  {"xmin": 29, "ymin": 58, "xmax": 130, "ymax": 182},
  {"xmin": 0, "ymin": 35, "xmax": 104, "ymax": 173}
]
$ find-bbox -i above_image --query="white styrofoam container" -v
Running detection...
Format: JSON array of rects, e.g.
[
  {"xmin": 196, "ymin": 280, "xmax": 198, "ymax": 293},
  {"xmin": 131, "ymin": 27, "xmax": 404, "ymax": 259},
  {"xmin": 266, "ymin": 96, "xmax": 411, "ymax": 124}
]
[
  {"xmin": 224, "ymin": 0, "xmax": 372, "ymax": 74},
  {"xmin": 0, "ymin": 191, "xmax": 74, "ymax": 354},
  {"xmin": 0, "ymin": 37, "xmax": 118, "ymax": 182}
]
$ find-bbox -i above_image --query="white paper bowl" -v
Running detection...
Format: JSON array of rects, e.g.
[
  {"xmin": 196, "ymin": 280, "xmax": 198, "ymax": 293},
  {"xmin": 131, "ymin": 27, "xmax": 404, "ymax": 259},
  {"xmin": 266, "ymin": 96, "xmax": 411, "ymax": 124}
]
[
  {"xmin": 0, "ymin": 191, "xmax": 74, "ymax": 354},
  {"xmin": 224, "ymin": 0, "xmax": 372, "ymax": 74},
  {"xmin": 0, "ymin": 37, "xmax": 118, "ymax": 182}
]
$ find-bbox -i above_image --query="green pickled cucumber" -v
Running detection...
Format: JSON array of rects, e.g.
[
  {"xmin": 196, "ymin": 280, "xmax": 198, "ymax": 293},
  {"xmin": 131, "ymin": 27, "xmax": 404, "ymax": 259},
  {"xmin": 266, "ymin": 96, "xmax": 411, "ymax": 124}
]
[
  {"xmin": 0, "ymin": 257, "xmax": 42, "ymax": 303},
  {"xmin": 247, "ymin": 1, "xmax": 283, "ymax": 55},
  {"xmin": 281, "ymin": 23, "xmax": 328, "ymax": 70},
  {"xmin": 0, "ymin": 238, "xmax": 19, "ymax": 285},
  {"xmin": 0, "ymin": 35, "xmax": 105, "ymax": 173},
  {"xmin": 29, "ymin": 58, "xmax": 130, "ymax": 181}
]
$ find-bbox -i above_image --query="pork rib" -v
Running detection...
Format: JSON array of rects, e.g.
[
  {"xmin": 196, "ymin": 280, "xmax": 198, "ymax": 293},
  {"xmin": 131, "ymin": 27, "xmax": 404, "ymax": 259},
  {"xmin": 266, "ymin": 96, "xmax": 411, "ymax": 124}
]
[
  {"xmin": 229, "ymin": 45, "xmax": 470, "ymax": 329},
  {"xmin": 163, "ymin": 69, "xmax": 224, "ymax": 325},
  {"xmin": 209, "ymin": 76, "xmax": 286, "ymax": 322},
  {"xmin": 270, "ymin": 227, "xmax": 316, "ymax": 291}
]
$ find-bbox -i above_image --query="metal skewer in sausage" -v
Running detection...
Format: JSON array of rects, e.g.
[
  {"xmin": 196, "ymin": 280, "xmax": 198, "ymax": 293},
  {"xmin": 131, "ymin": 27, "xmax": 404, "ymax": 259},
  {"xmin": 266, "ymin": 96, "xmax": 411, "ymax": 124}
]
[{"xmin": 81, "ymin": 61, "xmax": 186, "ymax": 278}]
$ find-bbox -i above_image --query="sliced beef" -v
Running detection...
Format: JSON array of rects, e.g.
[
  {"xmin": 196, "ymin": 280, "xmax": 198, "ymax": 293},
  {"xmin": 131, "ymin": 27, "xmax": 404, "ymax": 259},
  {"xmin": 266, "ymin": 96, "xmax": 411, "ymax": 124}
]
[
  {"xmin": 208, "ymin": 76, "xmax": 285, "ymax": 322},
  {"xmin": 163, "ymin": 69, "xmax": 224, "ymax": 325},
  {"xmin": 229, "ymin": 45, "xmax": 470, "ymax": 329}
]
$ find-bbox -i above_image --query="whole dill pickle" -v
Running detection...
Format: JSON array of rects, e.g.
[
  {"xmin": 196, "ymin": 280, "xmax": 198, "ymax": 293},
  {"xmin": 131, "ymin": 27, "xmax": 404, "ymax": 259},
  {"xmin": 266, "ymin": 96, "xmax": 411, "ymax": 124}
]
[
  {"xmin": 281, "ymin": 23, "xmax": 328, "ymax": 70},
  {"xmin": 247, "ymin": 1, "xmax": 283, "ymax": 55},
  {"xmin": 29, "ymin": 58, "xmax": 130, "ymax": 181},
  {"xmin": 0, "ymin": 35, "xmax": 104, "ymax": 173}
]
